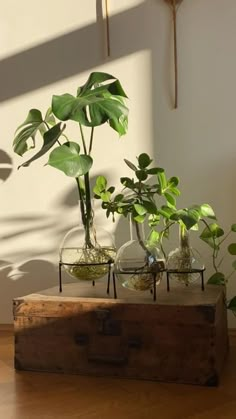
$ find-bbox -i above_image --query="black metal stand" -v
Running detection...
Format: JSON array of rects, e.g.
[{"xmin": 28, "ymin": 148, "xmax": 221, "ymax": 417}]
[
  {"xmin": 59, "ymin": 259, "xmax": 115, "ymax": 298},
  {"xmin": 166, "ymin": 267, "xmax": 206, "ymax": 292},
  {"xmin": 112, "ymin": 269, "xmax": 165, "ymax": 301}
]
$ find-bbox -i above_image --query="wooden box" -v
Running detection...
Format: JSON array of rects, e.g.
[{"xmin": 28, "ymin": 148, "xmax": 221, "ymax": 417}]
[{"xmin": 13, "ymin": 282, "xmax": 228, "ymax": 386}]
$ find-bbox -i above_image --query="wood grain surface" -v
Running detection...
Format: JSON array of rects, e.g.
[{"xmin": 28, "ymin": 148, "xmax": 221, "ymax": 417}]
[
  {"xmin": 1, "ymin": 325, "xmax": 236, "ymax": 418},
  {"xmin": 13, "ymin": 283, "xmax": 228, "ymax": 386}
]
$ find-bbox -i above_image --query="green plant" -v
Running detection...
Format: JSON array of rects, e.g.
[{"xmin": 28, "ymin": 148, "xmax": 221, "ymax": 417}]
[
  {"xmin": 95, "ymin": 153, "xmax": 221, "ymax": 287},
  {"xmin": 200, "ymin": 221, "xmax": 236, "ymax": 313},
  {"xmin": 94, "ymin": 152, "xmax": 181, "ymax": 265},
  {"xmin": 13, "ymin": 72, "xmax": 129, "ymax": 250}
]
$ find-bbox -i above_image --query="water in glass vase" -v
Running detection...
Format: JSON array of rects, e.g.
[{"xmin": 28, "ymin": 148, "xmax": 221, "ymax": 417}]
[
  {"xmin": 60, "ymin": 200, "xmax": 116, "ymax": 281},
  {"xmin": 167, "ymin": 225, "xmax": 204, "ymax": 286},
  {"xmin": 60, "ymin": 245, "xmax": 116, "ymax": 281},
  {"xmin": 115, "ymin": 219, "xmax": 165, "ymax": 291}
]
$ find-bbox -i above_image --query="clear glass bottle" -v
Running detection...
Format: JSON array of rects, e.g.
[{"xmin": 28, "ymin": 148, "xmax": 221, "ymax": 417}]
[
  {"xmin": 114, "ymin": 217, "xmax": 165, "ymax": 291},
  {"xmin": 167, "ymin": 224, "xmax": 204, "ymax": 285},
  {"xmin": 60, "ymin": 200, "xmax": 116, "ymax": 281}
]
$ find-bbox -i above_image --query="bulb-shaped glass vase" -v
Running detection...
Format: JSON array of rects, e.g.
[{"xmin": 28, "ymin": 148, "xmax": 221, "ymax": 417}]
[
  {"xmin": 115, "ymin": 218, "xmax": 165, "ymax": 291},
  {"xmin": 167, "ymin": 224, "xmax": 204, "ymax": 286},
  {"xmin": 60, "ymin": 200, "xmax": 116, "ymax": 281}
]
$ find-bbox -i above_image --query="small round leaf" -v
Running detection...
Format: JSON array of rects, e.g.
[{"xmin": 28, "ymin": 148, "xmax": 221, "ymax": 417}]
[
  {"xmin": 228, "ymin": 243, "xmax": 236, "ymax": 255},
  {"xmin": 138, "ymin": 153, "xmax": 152, "ymax": 168},
  {"xmin": 231, "ymin": 224, "xmax": 236, "ymax": 232}
]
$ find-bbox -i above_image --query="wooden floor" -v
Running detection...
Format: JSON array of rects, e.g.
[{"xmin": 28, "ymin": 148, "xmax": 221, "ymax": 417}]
[{"xmin": 1, "ymin": 326, "xmax": 236, "ymax": 419}]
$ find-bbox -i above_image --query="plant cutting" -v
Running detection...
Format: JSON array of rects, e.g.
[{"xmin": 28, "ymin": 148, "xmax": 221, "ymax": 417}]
[
  {"xmin": 12, "ymin": 72, "xmax": 129, "ymax": 280},
  {"xmin": 94, "ymin": 152, "xmax": 180, "ymax": 290},
  {"xmin": 164, "ymin": 204, "xmax": 217, "ymax": 286}
]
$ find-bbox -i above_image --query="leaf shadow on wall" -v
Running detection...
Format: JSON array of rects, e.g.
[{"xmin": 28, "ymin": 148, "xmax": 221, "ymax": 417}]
[
  {"xmin": 0, "ymin": 150, "xmax": 13, "ymax": 183},
  {"xmin": 0, "ymin": 260, "xmax": 58, "ymax": 323}
]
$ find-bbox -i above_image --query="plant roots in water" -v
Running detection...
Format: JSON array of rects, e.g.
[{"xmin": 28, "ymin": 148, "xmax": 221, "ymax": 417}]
[{"xmin": 61, "ymin": 246, "xmax": 116, "ymax": 281}]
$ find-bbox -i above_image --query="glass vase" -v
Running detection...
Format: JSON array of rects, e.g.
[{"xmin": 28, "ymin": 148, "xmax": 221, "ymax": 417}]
[
  {"xmin": 167, "ymin": 224, "xmax": 204, "ymax": 286},
  {"xmin": 114, "ymin": 218, "xmax": 165, "ymax": 291},
  {"xmin": 60, "ymin": 200, "xmax": 116, "ymax": 281}
]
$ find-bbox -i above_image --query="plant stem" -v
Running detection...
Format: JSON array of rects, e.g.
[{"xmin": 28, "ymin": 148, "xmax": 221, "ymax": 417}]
[
  {"xmin": 201, "ymin": 219, "xmax": 218, "ymax": 272},
  {"xmin": 218, "ymin": 230, "xmax": 231, "ymax": 246},
  {"xmin": 75, "ymin": 177, "xmax": 86, "ymax": 227},
  {"xmin": 77, "ymin": 124, "xmax": 93, "ymax": 248},
  {"xmin": 134, "ymin": 221, "xmax": 153, "ymax": 266},
  {"xmin": 84, "ymin": 172, "xmax": 93, "ymax": 247},
  {"xmin": 89, "ymin": 127, "xmax": 94, "ymax": 155},
  {"xmin": 79, "ymin": 123, "xmax": 88, "ymax": 155}
]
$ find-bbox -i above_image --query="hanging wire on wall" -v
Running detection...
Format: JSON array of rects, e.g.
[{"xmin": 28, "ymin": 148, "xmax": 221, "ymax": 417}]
[{"xmin": 164, "ymin": 0, "xmax": 183, "ymax": 109}]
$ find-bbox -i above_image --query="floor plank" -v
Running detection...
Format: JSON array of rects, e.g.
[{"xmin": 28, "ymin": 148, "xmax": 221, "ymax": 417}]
[{"xmin": 0, "ymin": 327, "xmax": 236, "ymax": 419}]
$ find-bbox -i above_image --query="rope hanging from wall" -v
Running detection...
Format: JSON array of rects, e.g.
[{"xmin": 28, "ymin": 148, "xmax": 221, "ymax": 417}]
[{"xmin": 164, "ymin": 0, "xmax": 183, "ymax": 109}]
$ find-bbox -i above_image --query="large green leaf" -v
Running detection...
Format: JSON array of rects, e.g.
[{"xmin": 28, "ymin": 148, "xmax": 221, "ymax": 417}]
[
  {"xmin": 52, "ymin": 72, "xmax": 128, "ymax": 136},
  {"xmin": 200, "ymin": 223, "xmax": 224, "ymax": 239},
  {"xmin": 13, "ymin": 109, "xmax": 44, "ymax": 156},
  {"xmin": 199, "ymin": 204, "xmax": 216, "ymax": 220},
  {"xmin": 47, "ymin": 141, "xmax": 93, "ymax": 177},
  {"xmin": 19, "ymin": 123, "xmax": 65, "ymax": 168},
  {"xmin": 78, "ymin": 72, "xmax": 128, "ymax": 97},
  {"xmin": 170, "ymin": 208, "xmax": 199, "ymax": 230},
  {"xmin": 200, "ymin": 223, "xmax": 223, "ymax": 249}
]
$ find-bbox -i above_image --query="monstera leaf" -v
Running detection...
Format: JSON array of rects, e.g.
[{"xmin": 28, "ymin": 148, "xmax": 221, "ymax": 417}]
[
  {"xmin": 47, "ymin": 141, "xmax": 93, "ymax": 177},
  {"xmin": 19, "ymin": 123, "xmax": 65, "ymax": 169},
  {"xmin": 13, "ymin": 109, "xmax": 44, "ymax": 156},
  {"xmin": 13, "ymin": 108, "xmax": 56, "ymax": 157},
  {"xmin": 52, "ymin": 72, "xmax": 128, "ymax": 136}
]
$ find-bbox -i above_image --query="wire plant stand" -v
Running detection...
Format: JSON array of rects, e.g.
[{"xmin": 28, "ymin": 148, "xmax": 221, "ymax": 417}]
[
  {"xmin": 58, "ymin": 263, "xmax": 206, "ymax": 301},
  {"xmin": 166, "ymin": 267, "xmax": 206, "ymax": 291},
  {"xmin": 59, "ymin": 259, "xmax": 117, "ymax": 298}
]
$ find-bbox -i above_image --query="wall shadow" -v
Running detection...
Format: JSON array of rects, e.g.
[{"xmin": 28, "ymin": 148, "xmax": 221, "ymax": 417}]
[
  {"xmin": 0, "ymin": 2, "xmax": 149, "ymax": 103},
  {"xmin": 0, "ymin": 150, "xmax": 13, "ymax": 183},
  {"xmin": 0, "ymin": 0, "xmax": 170, "ymax": 323},
  {"xmin": 0, "ymin": 259, "xmax": 58, "ymax": 322}
]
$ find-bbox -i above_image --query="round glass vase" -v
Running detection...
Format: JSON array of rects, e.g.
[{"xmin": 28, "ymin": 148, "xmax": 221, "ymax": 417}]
[
  {"xmin": 59, "ymin": 200, "xmax": 116, "ymax": 281},
  {"xmin": 114, "ymin": 218, "xmax": 165, "ymax": 291},
  {"xmin": 167, "ymin": 225, "xmax": 204, "ymax": 286}
]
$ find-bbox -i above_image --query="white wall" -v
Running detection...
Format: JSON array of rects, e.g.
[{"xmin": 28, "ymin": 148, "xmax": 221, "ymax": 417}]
[{"xmin": 1, "ymin": 0, "xmax": 236, "ymax": 325}]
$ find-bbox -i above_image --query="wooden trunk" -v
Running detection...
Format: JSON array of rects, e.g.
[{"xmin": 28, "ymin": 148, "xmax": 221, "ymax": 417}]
[{"xmin": 13, "ymin": 282, "xmax": 228, "ymax": 386}]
